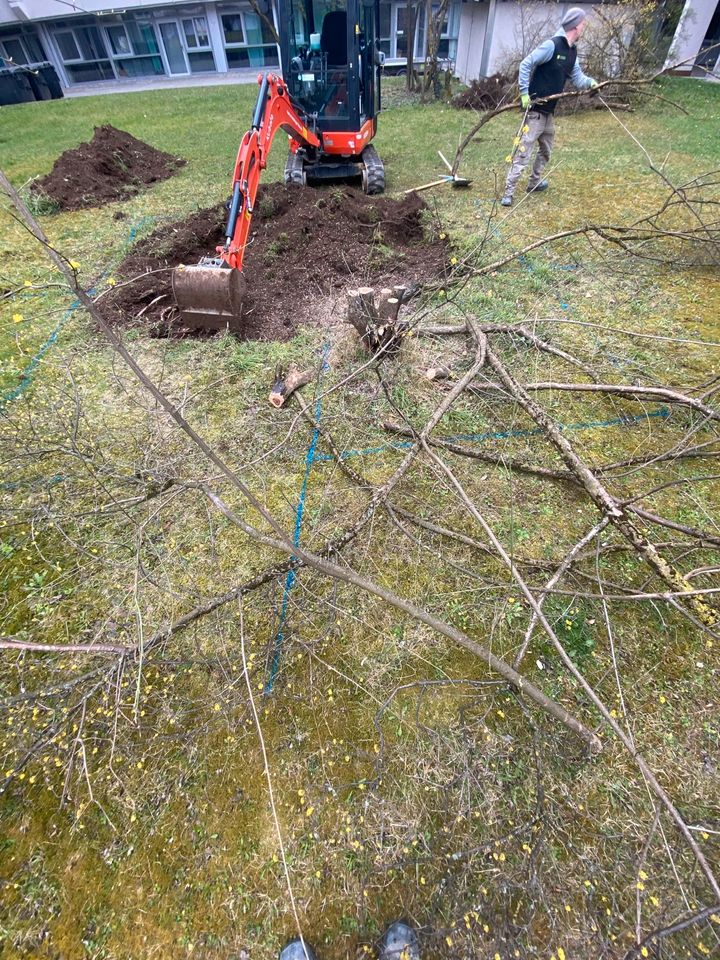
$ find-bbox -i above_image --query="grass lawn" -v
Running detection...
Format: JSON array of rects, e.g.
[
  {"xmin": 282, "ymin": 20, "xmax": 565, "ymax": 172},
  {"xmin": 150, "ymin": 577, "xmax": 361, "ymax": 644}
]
[{"xmin": 1, "ymin": 76, "xmax": 719, "ymax": 960}]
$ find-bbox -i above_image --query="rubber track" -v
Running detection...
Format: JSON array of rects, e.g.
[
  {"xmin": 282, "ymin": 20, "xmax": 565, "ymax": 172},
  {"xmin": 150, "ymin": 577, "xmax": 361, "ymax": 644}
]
[
  {"xmin": 362, "ymin": 144, "xmax": 385, "ymax": 195},
  {"xmin": 284, "ymin": 150, "xmax": 306, "ymax": 186}
]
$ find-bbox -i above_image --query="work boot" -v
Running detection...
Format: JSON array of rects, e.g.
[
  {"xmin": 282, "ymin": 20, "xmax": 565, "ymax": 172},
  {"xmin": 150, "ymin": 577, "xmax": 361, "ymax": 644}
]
[
  {"xmin": 378, "ymin": 921, "xmax": 420, "ymax": 960},
  {"xmin": 500, "ymin": 194, "xmax": 513, "ymax": 207},
  {"xmin": 526, "ymin": 179, "xmax": 549, "ymax": 194},
  {"xmin": 278, "ymin": 939, "xmax": 318, "ymax": 960}
]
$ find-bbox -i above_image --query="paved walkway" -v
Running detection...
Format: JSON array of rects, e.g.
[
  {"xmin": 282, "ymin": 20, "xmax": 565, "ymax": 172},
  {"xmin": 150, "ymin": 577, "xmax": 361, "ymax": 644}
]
[{"xmin": 64, "ymin": 68, "xmax": 263, "ymax": 97}]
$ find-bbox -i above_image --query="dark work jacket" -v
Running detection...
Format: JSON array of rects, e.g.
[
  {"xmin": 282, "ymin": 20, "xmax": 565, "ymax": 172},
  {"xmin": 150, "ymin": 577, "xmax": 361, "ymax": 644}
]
[{"xmin": 529, "ymin": 36, "xmax": 577, "ymax": 114}]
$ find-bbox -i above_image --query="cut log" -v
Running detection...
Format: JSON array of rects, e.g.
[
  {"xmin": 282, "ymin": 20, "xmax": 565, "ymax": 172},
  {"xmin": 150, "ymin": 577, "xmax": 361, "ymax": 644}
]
[{"xmin": 268, "ymin": 364, "xmax": 314, "ymax": 408}]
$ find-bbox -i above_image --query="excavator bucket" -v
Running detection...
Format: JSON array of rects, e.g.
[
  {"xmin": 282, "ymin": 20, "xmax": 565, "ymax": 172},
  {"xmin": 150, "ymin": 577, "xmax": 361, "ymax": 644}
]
[{"xmin": 172, "ymin": 261, "xmax": 247, "ymax": 334}]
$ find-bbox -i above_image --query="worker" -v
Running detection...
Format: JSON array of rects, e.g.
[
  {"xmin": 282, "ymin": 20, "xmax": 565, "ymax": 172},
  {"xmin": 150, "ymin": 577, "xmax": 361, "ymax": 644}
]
[
  {"xmin": 279, "ymin": 920, "xmax": 420, "ymax": 959},
  {"xmin": 500, "ymin": 6, "xmax": 598, "ymax": 207}
]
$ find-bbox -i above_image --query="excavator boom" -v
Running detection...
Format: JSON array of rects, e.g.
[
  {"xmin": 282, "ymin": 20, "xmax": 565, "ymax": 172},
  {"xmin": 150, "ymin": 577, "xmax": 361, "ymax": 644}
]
[{"xmin": 172, "ymin": 74, "xmax": 321, "ymax": 332}]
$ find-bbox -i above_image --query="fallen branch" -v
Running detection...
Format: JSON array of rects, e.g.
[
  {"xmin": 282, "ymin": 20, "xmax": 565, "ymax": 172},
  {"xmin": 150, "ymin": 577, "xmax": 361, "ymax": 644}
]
[{"xmin": 268, "ymin": 364, "xmax": 314, "ymax": 409}]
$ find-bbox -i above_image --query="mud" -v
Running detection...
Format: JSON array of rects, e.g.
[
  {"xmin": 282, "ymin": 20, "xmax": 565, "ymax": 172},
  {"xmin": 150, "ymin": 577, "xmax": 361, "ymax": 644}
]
[
  {"xmin": 100, "ymin": 183, "xmax": 449, "ymax": 341},
  {"xmin": 32, "ymin": 125, "xmax": 185, "ymax": 211}
]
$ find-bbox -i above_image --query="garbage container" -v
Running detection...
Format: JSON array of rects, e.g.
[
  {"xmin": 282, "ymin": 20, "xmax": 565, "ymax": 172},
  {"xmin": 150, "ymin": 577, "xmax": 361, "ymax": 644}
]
[
  {"xmin": 22, "ymin": 65, "xmax": 52, "ymax": 101},
  {"xmin": 27, "ymin": 61, "xmax": 64, "ymax": 99},
  {"xmin": 0, "ymin": 66, "xmax": 34, "ymax": 105}
]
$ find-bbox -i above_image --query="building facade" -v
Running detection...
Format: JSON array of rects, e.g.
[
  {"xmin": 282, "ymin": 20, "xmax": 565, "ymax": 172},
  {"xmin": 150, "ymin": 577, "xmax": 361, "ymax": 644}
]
[
  {"xmin": 454, "ymin": 1, "xmax": 632, "ymax": 83},
  {"xmin": 664, "ymin": 0, "xmax": 720, "ymax": 77},
  {"xmin": 0, "ymin": 0, "xmax": 461, "ymax": 87}
]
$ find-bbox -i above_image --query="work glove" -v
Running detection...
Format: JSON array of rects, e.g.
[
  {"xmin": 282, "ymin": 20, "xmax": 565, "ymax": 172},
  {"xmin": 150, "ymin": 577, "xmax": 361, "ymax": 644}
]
[
  {"xmin": 588, "ymin": 79, "xmax": 599, "ymax": 97},
  {"xmin": 520, "ymin": 93, "xmax": 530, "ymax": 110}
]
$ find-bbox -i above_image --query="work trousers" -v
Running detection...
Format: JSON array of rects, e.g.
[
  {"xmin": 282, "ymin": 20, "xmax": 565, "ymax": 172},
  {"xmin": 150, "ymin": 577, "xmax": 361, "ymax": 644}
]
[{"xmin": 504, "ymin": 109, "xmax": 556, "ymax": 197}]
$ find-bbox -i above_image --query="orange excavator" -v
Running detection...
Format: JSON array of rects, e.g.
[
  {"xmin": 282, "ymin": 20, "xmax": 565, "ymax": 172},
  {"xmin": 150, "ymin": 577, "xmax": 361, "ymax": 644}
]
[{"xmin": 173, "ymin": 0, "xmax": 385, "ymax": 332}]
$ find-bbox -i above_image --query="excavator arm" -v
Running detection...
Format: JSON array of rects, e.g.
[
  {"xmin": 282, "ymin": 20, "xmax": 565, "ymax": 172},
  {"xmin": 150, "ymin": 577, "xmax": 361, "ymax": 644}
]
[
  {"xmin": 172, "ymin": 73, "xmax": 321, "ymax": 330},
  {"xmin": 221, "ymin": 73, "xmax": 321, "ymax": 271}
]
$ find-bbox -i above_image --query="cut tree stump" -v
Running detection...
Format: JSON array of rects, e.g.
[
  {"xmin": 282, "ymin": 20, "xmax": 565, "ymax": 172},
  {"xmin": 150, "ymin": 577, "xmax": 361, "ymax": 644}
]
[{"xmin": 346, "ymin": 285, "xmax": 410, "ymax": 354}]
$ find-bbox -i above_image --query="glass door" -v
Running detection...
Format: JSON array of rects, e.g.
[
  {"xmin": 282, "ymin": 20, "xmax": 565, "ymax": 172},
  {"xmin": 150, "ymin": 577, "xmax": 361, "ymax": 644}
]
[{"xmin": 159, "ymin": 21, "xmax": 189, "ymax": 74}]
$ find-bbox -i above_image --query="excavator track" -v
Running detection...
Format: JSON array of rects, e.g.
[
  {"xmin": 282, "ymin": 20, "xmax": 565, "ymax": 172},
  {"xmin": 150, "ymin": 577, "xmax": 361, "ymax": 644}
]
[
  {"xmin": 361, "ymin": 144, "xmax": 385, "ymax": 195},
  {"xmin": 284, "ymin": 149, "xmax": 307, "ymax": 187}
]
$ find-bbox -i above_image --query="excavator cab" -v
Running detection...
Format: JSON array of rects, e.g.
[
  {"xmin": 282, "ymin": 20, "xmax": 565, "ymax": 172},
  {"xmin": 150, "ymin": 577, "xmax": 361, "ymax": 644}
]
[{"xmin": 279, "ymin": 0, "xmax": 384, "ymax": 191}]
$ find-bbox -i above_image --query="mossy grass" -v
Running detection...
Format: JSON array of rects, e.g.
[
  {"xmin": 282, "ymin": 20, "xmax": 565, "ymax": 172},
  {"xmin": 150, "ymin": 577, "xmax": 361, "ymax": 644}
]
[{"xmin": 1, "ymin": 76, "xmax": 719, "ymax": 959}]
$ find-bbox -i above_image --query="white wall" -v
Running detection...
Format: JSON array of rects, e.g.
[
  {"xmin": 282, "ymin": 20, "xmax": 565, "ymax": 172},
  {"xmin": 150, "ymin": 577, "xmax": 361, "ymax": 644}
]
[
  {"xmin": 664, "ymin": 0, "xmax": 717, "ymax": 72},
  {"xmin": 455, "ymin": 0, "xmax": 488, "ymax": 83}
]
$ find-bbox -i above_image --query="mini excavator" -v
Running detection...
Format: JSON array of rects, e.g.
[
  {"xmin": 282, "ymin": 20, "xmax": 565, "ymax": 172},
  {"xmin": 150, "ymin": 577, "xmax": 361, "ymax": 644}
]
[{"xmin": 173, "ymin": 0, "xmax": 385, "ymax": 331}]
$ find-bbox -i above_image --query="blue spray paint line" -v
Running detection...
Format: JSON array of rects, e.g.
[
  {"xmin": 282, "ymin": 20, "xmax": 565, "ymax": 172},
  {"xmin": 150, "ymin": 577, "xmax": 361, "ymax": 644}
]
[
  {"xmin": 0, "ymin": 472, "xmax": 63, "ymax": 492},
  {"xmin": 313, "ymin": 407, "xmax": 671, "ymax": 465},
  {"xmin": 0, "ymin": 217, "xmax": 156, "ymax": 414},
  {"xmin": 265, "ymin": 345, "xmax": 331, "ymax": 693}
]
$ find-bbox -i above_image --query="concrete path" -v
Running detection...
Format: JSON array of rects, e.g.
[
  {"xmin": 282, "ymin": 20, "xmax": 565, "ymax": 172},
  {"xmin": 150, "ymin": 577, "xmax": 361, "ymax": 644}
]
[{"xmin": 65, "ymin": 68, "xmax": 262, "ymax": 98}]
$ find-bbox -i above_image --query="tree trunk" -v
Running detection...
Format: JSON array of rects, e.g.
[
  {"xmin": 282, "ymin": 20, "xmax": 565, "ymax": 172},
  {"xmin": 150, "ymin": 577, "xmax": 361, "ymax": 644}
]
[
  {"xmin": 406, "ymin": 0, "xmax": 418, "ymax": 92},
  {"xmin": 422, "ymin": 0, "xmax": 450, "ymax": 100}
]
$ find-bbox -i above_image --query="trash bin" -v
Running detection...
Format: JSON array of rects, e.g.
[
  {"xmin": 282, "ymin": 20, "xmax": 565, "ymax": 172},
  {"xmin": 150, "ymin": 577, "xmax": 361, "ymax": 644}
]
[
  {"xmin": 0, "ymin": 66, "xmax": 35, "ymax": 105},
  {"xmin": 28, "ymin": 61, "xmax": 64, "ymax": 100},
  {"xmin": 22, "ymin": 65, "xmax": 52, "ymax": 101}
]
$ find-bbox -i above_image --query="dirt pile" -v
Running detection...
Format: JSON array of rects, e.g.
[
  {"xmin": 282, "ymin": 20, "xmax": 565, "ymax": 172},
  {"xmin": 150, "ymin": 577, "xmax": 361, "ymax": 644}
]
[
  {"xmin": 32, "ymin": 125, "xmax": 185, "ymax": 211},
  {"xmin": 100, "ymin": 183, "xmax": 449, "ymax": 341},
  {"xmin": 452, "ymin": 74, "xmax": 514, "ymax": 111}
]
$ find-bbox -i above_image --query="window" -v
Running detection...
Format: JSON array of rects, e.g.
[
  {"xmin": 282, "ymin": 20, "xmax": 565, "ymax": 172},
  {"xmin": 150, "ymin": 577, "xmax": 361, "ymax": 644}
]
[
  {"xmin": 378, "ymin": 3, "xmax": 391, "ymax": 56},
  {"xmin": 1, "ymin": 38, "xmax": 27, "ymax": 64},
  {"xmin": 67, "ymin": 61, "xmax": 115, "ymax": 81},
  {"xmin": 104, "ymin": 21, "xmax": 163, "ymax": 77},
  {"xmin": 220, "ymin": 7, "xmax": 279, "ymax": 69},
  {"xmin": 107, "ymin": 25, "xmax": 131, "ymax": 56},
  {"xmin": 222, "ymin": 14, "xmax": 245, "ymax": 45},
  {"xmin": 55, "ymin": 26, "xmax": 108, "ymax": 63},
  {"xmin": 55, "ymin": 31, "xmax": 81, "ymax": 61},
  {"xmin": 0, "ymin": 33, "xmax": 45, "ymax": 65},
  {"xmin": 182, "ymin": 17, "xmax": 210, "ymax": 49},
  {"xmin": 125, "ymin": 22, "xmax": 159, "ymax": 57},
  {"xmin": 434, "ymin": 1, "xmax": 459, "ymax": 61},
  {"xmin": 51, "ymin": 23, "xmax": 114, "ymax": 81}
]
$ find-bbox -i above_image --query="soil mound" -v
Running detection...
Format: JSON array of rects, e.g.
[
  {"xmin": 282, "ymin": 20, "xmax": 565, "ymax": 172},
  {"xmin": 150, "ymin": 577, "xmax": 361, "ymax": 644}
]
[
  {"xmin": 32, "ymin": 125, "xmax": 185, "ymax": 211},
  {"xmin": 452, "ymin": 74, "xmax": 514, "ymax": 111},
  {"xmin": 100, "ymin": 183, "xmax": 449, "ymax": 341}
]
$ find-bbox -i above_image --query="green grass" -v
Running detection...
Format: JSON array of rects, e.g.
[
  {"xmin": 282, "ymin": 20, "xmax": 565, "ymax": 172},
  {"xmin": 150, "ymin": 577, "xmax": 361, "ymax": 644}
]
[{"xmin": 1, "ymin": 76, "xmax": 720, "ymax": 960}]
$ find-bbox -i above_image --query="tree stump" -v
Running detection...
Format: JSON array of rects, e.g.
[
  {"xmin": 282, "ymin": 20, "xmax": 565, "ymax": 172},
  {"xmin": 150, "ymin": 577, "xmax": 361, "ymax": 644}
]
[{"xmin": 346, "ymin": 285, "xmax": 410, "ymax": 355}]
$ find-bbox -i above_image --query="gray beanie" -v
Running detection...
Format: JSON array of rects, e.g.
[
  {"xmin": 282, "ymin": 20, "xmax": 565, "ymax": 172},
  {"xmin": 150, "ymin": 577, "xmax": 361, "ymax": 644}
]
[{"xmin": 561, "ymin": 7, "xmax": 587, "ymax": 30}]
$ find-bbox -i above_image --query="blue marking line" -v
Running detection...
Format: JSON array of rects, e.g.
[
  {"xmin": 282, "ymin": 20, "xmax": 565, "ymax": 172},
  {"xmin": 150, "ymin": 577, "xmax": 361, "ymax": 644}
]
[
  {"xmin": 265, "ymin": 345, "xmax": 331, "ymax": 692},
  {"xmin": 313, "ymin": 407, "xmax": 671, "ymax": 464}
]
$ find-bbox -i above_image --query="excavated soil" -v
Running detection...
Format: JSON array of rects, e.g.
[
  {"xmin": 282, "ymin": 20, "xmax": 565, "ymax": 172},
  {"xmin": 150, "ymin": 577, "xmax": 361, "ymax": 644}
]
[
  {"xmin": 100, "ymin": 183, "xmax": 449, "ymax": 341},
  {"xmin": 32, "ymin": 125, "xmax": 185, "ymax": 211}
]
